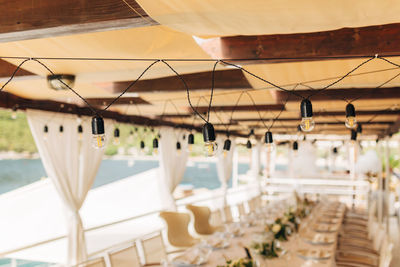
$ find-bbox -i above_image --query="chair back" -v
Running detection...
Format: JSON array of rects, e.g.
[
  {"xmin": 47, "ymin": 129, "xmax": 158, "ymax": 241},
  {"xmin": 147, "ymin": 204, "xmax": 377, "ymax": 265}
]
[
  {"xmin": 223, "ymin": 206, "xmax": 233, "ymax": 223},
  {"xmin": 78, "ymin": 257, "xmax": 106, "ymax": 267},
  {"xmin": 186, "ymin": 204, "xmax": 215, "ymax": 235},
  {"xmin": 142, "ymin": 232, "xmax": 167, "ymax": 264},
  {"xmin": 108, "ymin": 244, "xmax": 141, "ymax": 267},
  {"xmin": 210, "ymin": 210, "xmax": 223, "ymax": 227},
  {"xmin": 159, "ymin": 211, "xmax": 198, "ymax": 247},
  {"xmin": 248, "ymin": 198, "xmax": 256, "ymax": 212},
  {"xmin": 237, "ymin": 203, "xmax": 246, "ymax": 217}
]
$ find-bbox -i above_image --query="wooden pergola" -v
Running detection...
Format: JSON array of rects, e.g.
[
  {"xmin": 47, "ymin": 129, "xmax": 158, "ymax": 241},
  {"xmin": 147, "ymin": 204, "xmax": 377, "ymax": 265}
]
[{"xmin": 0, "ymin": 0, "xmax": 399, "ymax": 139}]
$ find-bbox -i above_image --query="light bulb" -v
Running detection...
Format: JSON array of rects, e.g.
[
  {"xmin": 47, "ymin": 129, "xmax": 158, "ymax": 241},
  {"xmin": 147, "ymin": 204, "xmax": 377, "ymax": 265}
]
[
  {"xmin": 223, "ymin": 150, "xmax": 228, "ymax": 158},
  {"xmin": 91, "ymin": 116, "xmax": 106, "ymax": 149},
  {"xmin": 11, "ymin": 111, "xmax": 17, "ymax": 120},
  {"xmin": 77, "ymin": 125, "xmax": 83, "ymax": 141},
  {"xmin": 92, "ymin": 134, "xmax": 106, "ymax": 149},
  {"xmin": 113, "ymin": 137, "xmax": 120, "ymax": 145},
  {"xmin": 223, "ymin": 139, "xmax": 231, "ymax": 158},
  {"xmin": 204, "ymin": 141, "xmax": 218, "ymax": 157},
  {"xmin": 187, "ymin": 144, "xmax": 193, "ymax": 152},
  {"xmin": 128, "ymin": 131, "xmax": 134, "ymax": 144},
  {"xmin": 153, "ymin": 148, "xmax": 158, "ymax": 155},
  {"xmin": 266, "ymin": 143, "xmax": 275, "ymax": 153},
  {"xmin": 43, "ymin": 125, "xmax": 49, "ymax": 141},
  {"xmin": 300, "ymin": 117, "xmax": 315, "ymax": 132},
  {"xmin": 345, "ymin": 116, "xmax": 357, "ymax": 129}
]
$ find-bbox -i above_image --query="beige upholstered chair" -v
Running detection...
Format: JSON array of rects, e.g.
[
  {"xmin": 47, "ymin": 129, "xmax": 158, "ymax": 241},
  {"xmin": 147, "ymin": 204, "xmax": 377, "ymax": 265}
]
[
  {"xmin": 210, "ymin": 209, "xmax": 223, "ymax": 227},
  {"xmin": 237, "ymin": 203, "xmax": 246, "ymax": 217},
  {"xmin": 78, "ymin": 257, "xmax": 106, "ymax": 267},
  {"xmin": 159, "ymin": 211, "xmax": 199, "ymax": 247},
  {"xmin": 108, "ymin": 243, "xmax": 141, "ymax": 267},
  {"xmin": 223, "ymin": 206, "xmax": 233, "ymax": 223},
  {"xmin": 141, "ymin": 232, "xmax": 167, "ymax": 264},
  {"xmin": 187, "ymin": 204, "xmax": 222, "ymax": 235}
]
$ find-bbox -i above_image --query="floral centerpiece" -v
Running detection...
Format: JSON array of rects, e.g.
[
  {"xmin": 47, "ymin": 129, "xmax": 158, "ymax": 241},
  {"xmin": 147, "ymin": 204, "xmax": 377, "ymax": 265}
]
[
  {"xmin": 265, "ymin": 217, "xmax": 292, "ymax": 241},
  {"xmin": 217, "ymin": 258, "xmax": 255, "ymax": 267},
  {"xmin": 251, "ymin": 239, "xmax": 282, "ymax": 259}
]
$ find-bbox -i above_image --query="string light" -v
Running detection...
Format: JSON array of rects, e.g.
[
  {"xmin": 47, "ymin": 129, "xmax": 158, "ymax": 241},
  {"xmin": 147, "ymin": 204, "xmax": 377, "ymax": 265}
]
[
  {"xmin": 356, "ymin": 123, "xmax": 362, "ymax": 134},
  {"xmin": 43, "ymin": 125, "xmax": 49, "ymax": 141},
  {"xmin": 300, "ymin": 99, "xmax": 315, "ymax": 132},
  {"xmin": 91, "ymin": 116, "xmax": 106, "ymax": 149},
  {"xmin": 292, "ymin": 141, "xmax": 298, "ymax": 156},
  {"xmin": 246, "ymin": 140, "xmax": 252, "ymax": 149},
  {"xmin": 78, "ymin": 124, "xmax": 83, "ymax": 140},
  {"xmin": 11, "ymin": 106, "xmax": 17, "ymax": 120},
  {"xmin": 128, "ymin": 130, "xmax": 134, "ymax": 144},
  {"xmin": 223, "ymin": 138, "xmax": 231, "ymax": 158},
  {"xmin": 345, "ymin": 103, "xmax": 357, "ymax": 129},
  {"xmin": 59, "ymin": 125, "xmax": 64, "ymax": 136},
  {"xmin": 202, "ymin": 123, "xmax": 218, "ymax": 157},
  {"xmin": 113, "ymin": 128, "xmax": 120, "ymax": 145},
  {"xmin": 152, "ymin": 137, "xmax": 159, "ymax": 155},
  {"xmin": 176, "ymin": 141, "xmax": 182, "ymax": 155},
  {"xmin": 265, "ymin": 131, "xmax": 274, "ymax": 152},
  {"xmin": 188, "ymin": 133, "xmax": 194, "ymax": 152},
  {"xmin": 140, "ymin": 140, "xmax": 145, "ymax": 150}
]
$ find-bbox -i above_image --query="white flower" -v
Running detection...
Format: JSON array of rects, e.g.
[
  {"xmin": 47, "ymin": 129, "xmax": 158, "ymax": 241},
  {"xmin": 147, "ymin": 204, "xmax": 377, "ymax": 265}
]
[{"xmin": 272, "ymin": 224, "xmax": 281, "ymax": 233}]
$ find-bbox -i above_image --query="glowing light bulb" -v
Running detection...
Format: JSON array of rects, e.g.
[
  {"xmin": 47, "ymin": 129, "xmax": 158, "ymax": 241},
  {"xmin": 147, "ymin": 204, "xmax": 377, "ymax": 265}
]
[
  {"xmin": 266, "ymin": 143, "xmax": 275, "ymax": 153},
  {"xmin": 91, "ymin": 116, "xmax": 106, "ymax": 149},
  {"xmin": 223, "ymin": 151, "xmax": 228, "ymax": 158},
  {"xmin": 11, "ymin": 111, "xmax": 17, "ymax": 120},
  {"xmin": 300, "ymin": 117, "xmax": 315, "ymax": 132},
  {"xmin": 345, "ymin": 116, "xmax": 357, "ymax": 129},
  {"xmin": 92, "ymin": 134, "xmax": 106, "ymax": 149},
  {"xmin": 204, "ymin": 141, "xmax": 218, "ymax": 157},
  {"xmin": 265, "ymin": 131, "xmax": 274, "ymax": 153},
  {"xmin": 43, "ymin": 125, "xmax": 49, "ymax": 141},
  {"xmin": 153, "ymin": 148, "xmax": 158, "ymax": 155},
  {"xmin": 113, "ymin": 137, "xmax": 120, "ymax": 145}
]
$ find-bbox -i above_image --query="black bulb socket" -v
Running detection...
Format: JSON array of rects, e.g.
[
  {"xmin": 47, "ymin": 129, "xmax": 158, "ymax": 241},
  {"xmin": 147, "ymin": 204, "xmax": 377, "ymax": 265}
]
[
  {"xmin": 202, "ymin": 123, "xmax": 216, "ymax": 142},
  {"xmin": 188, "ymin": 133, "xmax": 195, "ymax": 145},
  {"xmin": 223, "ymin": 139, "xmax": 231, "ymax": 151},
  {"xmin": 356, "ymin": 123, "xmax": 362, "ymax": 133},
  {"xmin": 176, "ymin": 142, "xmax": 181, "ymax": 150},
  {"xmin": 346, "ymin": 103, "xmax": 356, "ymax": 117},
  {"xmin": 59, "ymin": 125, "xmax": 64, "ymax": 133},
  {"xmin": 293, "ymin": 141, "xmax": 298, "ymax": 151},
  {"xmin": 246, "ymin": 140, "xmax": 252, "ymax": 149},
  {"xmin": 300, "ymin": 99, "xmax": 313, "ymax": 118},
  {"xmin": 333, "ymin": 147, "xmax": 338, "ymax": 154},
  {"xmin": 351, "ymin": 129, "xmax": 357, "ymax": 141},
  {"xmin": 78, "ymin": 125, "xmax": 83, "ymax": 133},
  {"xmin": 114, "ymin": 128, "xmax": 120, "ymax": 138},
  {"xmin": 44, "ymin": 125, "xmax": 48, "ymax": 133},
  {"xmin": 265, "ymin": 131, "xmax": 273, "ymax": 144},
  {"xmin": 91, "ymin": 116, "xmax": 105, "ymax": 135},
  {"xmin": 153, "ymin": 138, "xmax": 158, "ymax": 149},
  {"xmin": 140, "ymin": 141, "xmax": 145, "ymax": 149}
]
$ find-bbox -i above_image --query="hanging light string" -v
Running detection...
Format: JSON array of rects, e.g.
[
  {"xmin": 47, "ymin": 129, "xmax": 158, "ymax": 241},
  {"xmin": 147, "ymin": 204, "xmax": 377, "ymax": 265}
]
[{"xmin": 0, "ymin": 55, "xmax": 399, "ymax": 127}]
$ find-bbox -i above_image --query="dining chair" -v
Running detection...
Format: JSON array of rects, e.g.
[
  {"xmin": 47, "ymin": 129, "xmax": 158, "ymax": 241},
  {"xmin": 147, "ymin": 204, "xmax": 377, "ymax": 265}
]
[
  {"xmin": 223, "ymin": 206, "xmax": 233, "ymax": 223},
  {"xmin": 108, "ymin": 243, "xmax": 141, "ymax": 267},
  {"xmin": 237, "ymin": 203, "xmax": 246, "ymax": 218},
  {"xmin": 247, "ymin": 198, "xmax": 256, "ymax": 213},
  {"xmin": 159, "ymin": 211, "xmax": 199, "ymax": 247},
  {"xmin": 141, "ymin": 232, "xmax": 167, "ymax": 265},
  {"xmin": 186, "ymin": 204, "xmax": 220, "ymax": 235},
  {"xmin": 210, "ymin": 209, "xmax": 223, "ymax": 227}
]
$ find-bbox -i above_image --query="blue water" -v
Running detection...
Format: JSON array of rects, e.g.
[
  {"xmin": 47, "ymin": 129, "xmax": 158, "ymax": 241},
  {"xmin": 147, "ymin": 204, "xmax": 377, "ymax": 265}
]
[{"xmin": 0, "ymin": 159, "xmax": 251, "ymax": 195}]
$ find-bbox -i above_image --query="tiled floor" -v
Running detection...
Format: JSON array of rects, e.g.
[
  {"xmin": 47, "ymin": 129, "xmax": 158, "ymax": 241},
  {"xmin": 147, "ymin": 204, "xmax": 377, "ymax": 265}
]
[{"xmin": 390, "ymin": 216, "xmax": 399, "ymax": 267}]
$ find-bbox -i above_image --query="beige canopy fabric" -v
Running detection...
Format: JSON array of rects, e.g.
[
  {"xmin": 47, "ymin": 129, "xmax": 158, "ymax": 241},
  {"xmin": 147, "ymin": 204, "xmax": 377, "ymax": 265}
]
[{"xmin": 136, "ymin": 0, "xmax": 400, "ymax": 36}]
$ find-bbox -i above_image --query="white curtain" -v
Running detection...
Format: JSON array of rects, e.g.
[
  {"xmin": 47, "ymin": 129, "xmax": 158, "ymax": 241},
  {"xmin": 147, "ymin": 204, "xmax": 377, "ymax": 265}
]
[
  {"xmin": 158, "ymin": 127, "xmax": 189, "ymax": 210},
  {"xmin": 27, "ymin": 109, "xmax": 111, "ymax": 266},
  {"xmin": 250, "ymin": 140, "xmax": 261, "ymax": 180},
  {"xmin": 216, "ymin": 137, "xmax": 235, "ymax": 205}
]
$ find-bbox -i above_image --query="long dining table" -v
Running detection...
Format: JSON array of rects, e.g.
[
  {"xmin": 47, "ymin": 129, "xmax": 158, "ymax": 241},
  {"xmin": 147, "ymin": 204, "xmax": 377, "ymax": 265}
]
[{"xmin": 173, "ymin": 201, "xmax": 346, "ymax": 267}]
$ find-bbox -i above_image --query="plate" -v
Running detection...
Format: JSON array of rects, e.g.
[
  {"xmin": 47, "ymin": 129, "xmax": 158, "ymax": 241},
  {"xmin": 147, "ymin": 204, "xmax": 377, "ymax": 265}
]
[
  {"xmin": 313, "ymin": 224, "xmax": 338, "ymax": 233},
  {"xmin": 297, "ymin": 249, "xmax": 332, "ymax": 260},
  {"xmin": 302, "ymin": 235, "xmax": 335, "ymax": 245}
]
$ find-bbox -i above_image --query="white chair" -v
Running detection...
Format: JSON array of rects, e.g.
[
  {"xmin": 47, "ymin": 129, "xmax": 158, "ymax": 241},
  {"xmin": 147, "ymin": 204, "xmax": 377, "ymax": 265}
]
[
  {"xmin": 210, "ymin": 209, "xmax": 223, "ymax": 227},
  {"xmin": 77, "ymin": 257, "xmax": 106, "ymax": 267},
  {"xmin": 223, "ymin": 206, "xmax": 233, "ymax": 223},
  {"xmin": 108, "ymin": 243, "xmax": 141, "ymax": 267},
  {"xmin": 237, "ymin": 203, "xmax": 246, "ymax": 217}
]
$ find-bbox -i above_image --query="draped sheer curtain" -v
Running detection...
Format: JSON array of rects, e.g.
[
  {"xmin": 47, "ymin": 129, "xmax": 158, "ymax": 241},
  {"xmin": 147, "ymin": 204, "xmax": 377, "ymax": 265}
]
[
  {"xmin": 158, "ymin": 127, "xmax": 189, "ymax": 210},
  {"xmin": 27, "ymin": 109, "xmax": 111, "ymax": 266},
  {"xmin": 216, "ymin": 137, "xmax": 235, "ymax": 205}
]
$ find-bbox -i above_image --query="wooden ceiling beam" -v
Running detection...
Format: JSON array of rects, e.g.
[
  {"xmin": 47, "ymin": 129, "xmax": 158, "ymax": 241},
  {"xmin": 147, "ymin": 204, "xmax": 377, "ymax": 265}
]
[
  {"xmin": 193, "ymin": 104, "xmax": 284, "ymax": 114},
  {"xmin": 97, "ymin": 69, "xmax": 251, "ymax": 93},
  {"xmin": 0, "ymin": 59, "xmax": 37, "ymax": 80},
  {"xmin": 85, "ymin": 97, "xmax": 150, "ymax": 106},
  {"xmin": 0, "ymin": 91, "xmax": 248, "ymax": 137},
  {"xmin": 199, "ymin": 23, "xmax": 400, "ymax": 63},
  {"xmin": 0, "ymin": 0, "xmax": 157, "ymax": 42},
  {"xmin": 274, "ymin": 87, "xmax": 400, "ymax": 102}
]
